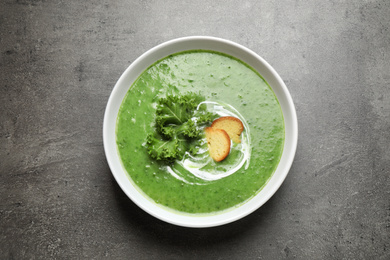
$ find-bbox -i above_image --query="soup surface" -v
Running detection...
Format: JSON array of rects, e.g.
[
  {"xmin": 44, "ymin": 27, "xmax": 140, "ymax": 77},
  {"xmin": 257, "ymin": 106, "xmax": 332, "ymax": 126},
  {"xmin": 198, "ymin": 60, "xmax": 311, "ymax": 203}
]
[{"xmin": 116, "ymin": 50, "xmax": 284, "ymax": 214}]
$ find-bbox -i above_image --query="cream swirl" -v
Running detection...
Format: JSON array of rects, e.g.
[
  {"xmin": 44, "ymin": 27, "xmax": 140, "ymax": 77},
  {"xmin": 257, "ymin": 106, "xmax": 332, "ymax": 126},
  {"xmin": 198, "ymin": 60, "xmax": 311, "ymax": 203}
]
[{"xmin": 166, "ymin": 101, "xmax": 251, "ymax": 185}]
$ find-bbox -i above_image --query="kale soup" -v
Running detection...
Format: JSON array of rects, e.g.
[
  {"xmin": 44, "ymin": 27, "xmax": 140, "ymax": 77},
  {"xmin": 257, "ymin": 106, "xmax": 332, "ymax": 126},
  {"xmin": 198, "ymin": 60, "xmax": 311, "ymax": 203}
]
[{"xmin": 116, "ymin": 50, "xmax": 284, "ymax": 214}]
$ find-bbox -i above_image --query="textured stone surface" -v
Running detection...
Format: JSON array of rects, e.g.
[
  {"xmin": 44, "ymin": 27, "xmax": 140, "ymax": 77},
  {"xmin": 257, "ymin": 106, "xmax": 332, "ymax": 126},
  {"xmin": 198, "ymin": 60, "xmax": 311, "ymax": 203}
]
[{"xmin": 1, "ymin": 0, "xmax": 389, "ymax": 259}]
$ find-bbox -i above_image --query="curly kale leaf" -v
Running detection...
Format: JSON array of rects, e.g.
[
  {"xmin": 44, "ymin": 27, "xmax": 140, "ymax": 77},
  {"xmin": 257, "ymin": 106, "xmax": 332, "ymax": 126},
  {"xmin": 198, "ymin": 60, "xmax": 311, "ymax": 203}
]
[
  {"xmin": 194, "ymin": 110, "xmax": 219, "ymax": 125},
  {"xmin": 146, "ymin": 133, "xmax": 181, "ymax": 162},
  {"xmin": 155, "ymin": 93, "xmax": 203, "ymax": 128},
  {"xmin": 177, "ymin": 119, "xmax": 201, "ymax": 139},
  {"xmin": 146, "ymin": 92, "xmax": 216, "ymax": 163},
  {"xmin": 146, "ymin": 133, "xmax": 199, "ymax": 163}
]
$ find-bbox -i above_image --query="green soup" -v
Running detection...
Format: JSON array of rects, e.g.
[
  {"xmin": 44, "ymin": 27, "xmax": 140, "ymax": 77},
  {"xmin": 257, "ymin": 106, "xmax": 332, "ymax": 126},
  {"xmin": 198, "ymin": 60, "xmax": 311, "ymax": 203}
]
[{"xmin": 116, "ymin": 50, "xmax": 284, "ymax": 214}]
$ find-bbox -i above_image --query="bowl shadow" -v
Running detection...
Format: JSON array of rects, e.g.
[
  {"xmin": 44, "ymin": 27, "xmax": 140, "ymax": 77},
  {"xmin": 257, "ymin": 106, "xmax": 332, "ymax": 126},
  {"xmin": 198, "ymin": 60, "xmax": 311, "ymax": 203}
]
[{"xmin": 111, "ymin": 175, "xmax": 279, "ymax": 248}]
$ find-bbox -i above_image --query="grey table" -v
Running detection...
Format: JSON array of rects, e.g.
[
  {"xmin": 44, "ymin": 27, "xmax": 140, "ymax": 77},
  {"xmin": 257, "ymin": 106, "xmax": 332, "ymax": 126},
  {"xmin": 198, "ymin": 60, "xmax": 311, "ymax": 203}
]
[{"xmin": 1, "ymin": 1, "xmax": 389, "ymax": 259}]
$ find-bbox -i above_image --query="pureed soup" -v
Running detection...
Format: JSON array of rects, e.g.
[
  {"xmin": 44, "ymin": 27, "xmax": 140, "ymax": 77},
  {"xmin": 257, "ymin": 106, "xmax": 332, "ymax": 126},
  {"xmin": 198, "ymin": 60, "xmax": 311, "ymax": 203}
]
[{"xmin": 116, "ymin": 50, "xmax": 284, "ymax": 214}]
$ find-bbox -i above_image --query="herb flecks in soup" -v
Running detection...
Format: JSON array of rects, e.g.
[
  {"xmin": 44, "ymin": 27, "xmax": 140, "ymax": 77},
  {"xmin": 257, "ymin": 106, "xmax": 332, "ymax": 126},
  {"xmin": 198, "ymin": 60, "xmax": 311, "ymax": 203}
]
[{"xmin": 116, "ymin": 50, "xmax": 285, "ymax": 214}]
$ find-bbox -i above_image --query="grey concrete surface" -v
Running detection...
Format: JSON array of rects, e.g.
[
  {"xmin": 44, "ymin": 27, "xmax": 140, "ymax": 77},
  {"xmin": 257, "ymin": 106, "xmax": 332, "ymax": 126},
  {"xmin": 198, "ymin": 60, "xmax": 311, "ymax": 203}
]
[{"xmin": 1, "ymin": 0, "xmax": 389, "ymax": 259}]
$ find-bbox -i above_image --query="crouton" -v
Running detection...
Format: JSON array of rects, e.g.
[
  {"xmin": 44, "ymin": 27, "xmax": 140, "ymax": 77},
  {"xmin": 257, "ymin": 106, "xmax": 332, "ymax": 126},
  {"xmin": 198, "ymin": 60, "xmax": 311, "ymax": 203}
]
[
  {"xmin": 211, "ymin": 116, "xmax": 244, "ymax": 143},
  {"xmin": 205, "ymin": 127, "xmax": 231, "ymax": 162}
]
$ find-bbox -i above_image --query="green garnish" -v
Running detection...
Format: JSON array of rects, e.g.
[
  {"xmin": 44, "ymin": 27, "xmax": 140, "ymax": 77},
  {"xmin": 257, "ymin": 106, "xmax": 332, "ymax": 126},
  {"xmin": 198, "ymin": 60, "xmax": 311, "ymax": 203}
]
[{"xmin": 146, "ymin": 92, "xmax": 217, "ymax": 163}]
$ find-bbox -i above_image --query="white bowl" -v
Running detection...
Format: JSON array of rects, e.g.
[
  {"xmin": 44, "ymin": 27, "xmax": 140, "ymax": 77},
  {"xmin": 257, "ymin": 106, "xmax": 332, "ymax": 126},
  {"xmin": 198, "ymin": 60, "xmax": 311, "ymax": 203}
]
[{"xmin": 103, "ymin": 36, "xmax": 298, "ymax": 228}]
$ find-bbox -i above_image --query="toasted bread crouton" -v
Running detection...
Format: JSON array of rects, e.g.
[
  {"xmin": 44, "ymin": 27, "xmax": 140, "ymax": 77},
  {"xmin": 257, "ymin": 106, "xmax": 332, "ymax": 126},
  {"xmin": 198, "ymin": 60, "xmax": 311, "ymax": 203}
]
[
  {"xmin": 205, "ymin": 127, "xmax": 231, "ymax": 162},
  {"xmin": 211, "ymin": 116, "xmax": 244, "ymax": 143}
]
